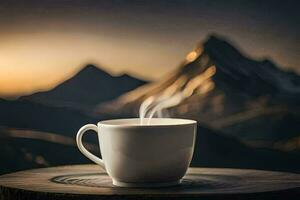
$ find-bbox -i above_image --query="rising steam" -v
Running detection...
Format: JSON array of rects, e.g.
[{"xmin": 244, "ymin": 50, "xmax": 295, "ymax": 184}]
[{"xmin": 139, "ymin": 65, "xmax": 216, "ymax": 124}]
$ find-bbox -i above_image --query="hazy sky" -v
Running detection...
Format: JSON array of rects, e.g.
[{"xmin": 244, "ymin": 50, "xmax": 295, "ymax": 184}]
[{"xmin": 0, "ymin": 0, "xmax": 299, "ymax": 97}]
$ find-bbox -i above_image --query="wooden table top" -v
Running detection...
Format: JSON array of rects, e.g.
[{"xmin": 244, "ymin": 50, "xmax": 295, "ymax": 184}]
[{"xmin": 0, "ymin": 164, "xmax": 300, "ymax": 200}]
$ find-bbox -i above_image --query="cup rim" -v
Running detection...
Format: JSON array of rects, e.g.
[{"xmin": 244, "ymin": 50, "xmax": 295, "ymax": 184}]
[{"xmin": 98, "ymin": 118, "xmax": 197, "ymax": 128}]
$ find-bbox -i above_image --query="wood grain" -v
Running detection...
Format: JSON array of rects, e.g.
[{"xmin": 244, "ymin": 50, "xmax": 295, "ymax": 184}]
[{"xmin": 0, "ymin": 164, "xmax": 300, "ymax": 200}]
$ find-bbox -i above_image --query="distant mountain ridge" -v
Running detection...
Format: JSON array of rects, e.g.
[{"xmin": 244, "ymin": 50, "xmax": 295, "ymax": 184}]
[{"xmin": 21, "ymin": 64, "xmax": 146, "ymax": 110}]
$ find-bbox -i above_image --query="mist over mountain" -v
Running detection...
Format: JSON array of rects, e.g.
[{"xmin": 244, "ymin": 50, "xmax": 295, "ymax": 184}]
[{"xmin": 21, "ymin": 64, "xmax": 146, "ymax": 110}]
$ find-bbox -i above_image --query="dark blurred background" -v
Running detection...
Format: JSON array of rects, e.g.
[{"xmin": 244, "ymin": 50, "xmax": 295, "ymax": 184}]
[{"xmin": 0, "ymin": 0, "xmax": 299, "ymax": 174}]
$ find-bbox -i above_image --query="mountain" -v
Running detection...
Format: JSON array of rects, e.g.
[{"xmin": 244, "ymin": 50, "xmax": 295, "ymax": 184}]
[
  {"xmin": 1, "ymin": 64, "xmax": 146, "ymax": 134},
  {"xmin": 98, "ymin": 35, "xmax": 300, "ymax": 143},
  {"xmin": 21, "ymin": 64, "xmax": 146, "ymax": 110}
]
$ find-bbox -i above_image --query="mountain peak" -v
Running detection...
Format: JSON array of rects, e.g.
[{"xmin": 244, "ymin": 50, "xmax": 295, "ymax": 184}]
[
  {"xmin": 204, "ymin": 35, "xmax": 245, "ymax": 61},
  {"xmin": 204, "ymin": 35, "xmax": 229, "ymax": 48},
  {"xmin": 77, "ymin": 64, "xmax": 110, "ymax": 77},
  {"xmin": 83, "ymin": 64, "xmax": 99, "ymax": 70},
  {"xmin": 205, "ymin": 34, "xmax": 224, "ymax": 43}
]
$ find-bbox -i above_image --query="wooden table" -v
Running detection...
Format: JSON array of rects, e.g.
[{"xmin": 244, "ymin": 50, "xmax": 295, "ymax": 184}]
[{"xmin": 0, "ymin": 164, "xmax": 299, "ymax": 200}]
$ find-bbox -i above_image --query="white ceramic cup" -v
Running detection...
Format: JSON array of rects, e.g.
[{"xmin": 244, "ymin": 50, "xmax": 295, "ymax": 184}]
[{"xmin": 76, "ymin": 118, "xmax": 197, "ymax": 187}]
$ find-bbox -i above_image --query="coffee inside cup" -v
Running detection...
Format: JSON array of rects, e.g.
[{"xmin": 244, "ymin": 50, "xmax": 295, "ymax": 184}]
[{"xmin": 100, "ymin": 118, "xmax": 196, "ymax": 126}]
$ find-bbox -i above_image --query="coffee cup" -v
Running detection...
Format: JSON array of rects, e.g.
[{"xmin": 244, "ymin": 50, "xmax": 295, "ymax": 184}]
[{"xmin": 76, "ymin": 118, "xmax": 197, "ymax": 187}]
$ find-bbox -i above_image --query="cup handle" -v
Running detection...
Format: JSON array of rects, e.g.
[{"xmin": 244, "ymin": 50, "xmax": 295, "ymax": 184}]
[{"xmin": 76, "ymin": 124, "xmax": 105, "ymax": 170}]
